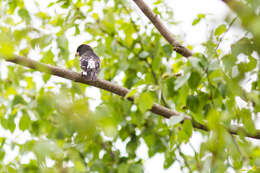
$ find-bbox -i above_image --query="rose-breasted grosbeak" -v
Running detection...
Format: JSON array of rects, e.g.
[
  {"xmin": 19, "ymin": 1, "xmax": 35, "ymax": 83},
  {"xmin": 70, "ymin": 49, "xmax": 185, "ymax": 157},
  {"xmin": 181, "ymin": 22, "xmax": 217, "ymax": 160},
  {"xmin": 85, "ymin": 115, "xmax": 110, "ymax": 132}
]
[{"xmin": 75, "ymin": 44, "xmax": 100, "ymax": 81}]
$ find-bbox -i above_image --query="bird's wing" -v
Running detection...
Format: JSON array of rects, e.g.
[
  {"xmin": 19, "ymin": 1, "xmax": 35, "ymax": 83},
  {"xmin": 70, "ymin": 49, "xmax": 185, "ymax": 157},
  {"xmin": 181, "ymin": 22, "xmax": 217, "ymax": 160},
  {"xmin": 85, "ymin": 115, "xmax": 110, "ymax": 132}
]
[
  {"xmin": 80, "ymin": 54, "xmax": 89, "ymax": 71},
  {"xmin": 94, "ymin": 54, "xmax": 101, "ymax": 72}
]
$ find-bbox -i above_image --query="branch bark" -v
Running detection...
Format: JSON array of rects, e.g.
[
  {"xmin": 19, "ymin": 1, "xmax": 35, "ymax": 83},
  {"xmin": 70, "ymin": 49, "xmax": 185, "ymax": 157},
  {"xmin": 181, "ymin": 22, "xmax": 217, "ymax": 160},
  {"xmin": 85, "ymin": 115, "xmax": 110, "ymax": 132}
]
[
  {"xmin": 5, "ymin": 56, "xmax": 260, "ymax": 140},
  {"xmin": 132, "ymin": 0, "xmax": 192, "ymax": 57}
]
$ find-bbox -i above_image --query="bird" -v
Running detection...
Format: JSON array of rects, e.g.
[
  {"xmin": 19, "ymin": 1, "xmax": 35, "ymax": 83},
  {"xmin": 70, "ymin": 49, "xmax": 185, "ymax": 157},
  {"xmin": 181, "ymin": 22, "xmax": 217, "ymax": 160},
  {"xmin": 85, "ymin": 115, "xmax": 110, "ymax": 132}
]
[{"xmin": 75, "ymin": 44, "xmax": 101, "ymax": 81}]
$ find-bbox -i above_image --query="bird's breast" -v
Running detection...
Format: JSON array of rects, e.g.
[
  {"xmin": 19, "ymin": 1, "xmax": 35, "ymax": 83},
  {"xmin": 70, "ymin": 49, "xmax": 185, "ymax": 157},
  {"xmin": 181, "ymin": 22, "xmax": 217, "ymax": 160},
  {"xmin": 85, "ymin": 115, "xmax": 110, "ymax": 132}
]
[{"xmin": 87, "ymin": 59, "xmax": 96, "ymax": 69}]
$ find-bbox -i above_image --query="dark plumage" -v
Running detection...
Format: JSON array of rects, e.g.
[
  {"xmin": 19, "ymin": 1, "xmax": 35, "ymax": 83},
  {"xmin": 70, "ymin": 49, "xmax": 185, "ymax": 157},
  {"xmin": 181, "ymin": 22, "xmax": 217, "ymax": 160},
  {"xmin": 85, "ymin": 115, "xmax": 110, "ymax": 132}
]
[{"xmin": 75, "ymin": 44, "xmax": 100, "ymax": 81}]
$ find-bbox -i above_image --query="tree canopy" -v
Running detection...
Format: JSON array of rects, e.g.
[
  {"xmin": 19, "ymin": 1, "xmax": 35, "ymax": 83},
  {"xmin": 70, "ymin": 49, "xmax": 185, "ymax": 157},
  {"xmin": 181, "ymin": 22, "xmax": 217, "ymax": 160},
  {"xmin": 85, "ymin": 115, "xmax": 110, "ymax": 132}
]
[{"xmin": 0, "ymin": 0, "xmax": 260, "ymax": 172}]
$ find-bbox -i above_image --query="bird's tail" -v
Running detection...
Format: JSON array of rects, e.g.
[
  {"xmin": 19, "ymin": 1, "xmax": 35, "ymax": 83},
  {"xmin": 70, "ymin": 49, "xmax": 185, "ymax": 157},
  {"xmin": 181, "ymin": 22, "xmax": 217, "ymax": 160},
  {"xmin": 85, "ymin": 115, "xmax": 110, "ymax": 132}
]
[{"xmin": 85, "ymin": 71, "xmax": 97, "ymax": 81}]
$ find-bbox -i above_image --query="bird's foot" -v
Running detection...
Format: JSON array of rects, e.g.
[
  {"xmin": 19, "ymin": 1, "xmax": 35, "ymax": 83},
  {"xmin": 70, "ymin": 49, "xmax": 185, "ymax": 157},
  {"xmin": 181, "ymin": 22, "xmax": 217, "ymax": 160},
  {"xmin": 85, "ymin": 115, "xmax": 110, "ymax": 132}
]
[{"xmin": 81, "ymin": 71, "xmax": 87, "ymax": 77}]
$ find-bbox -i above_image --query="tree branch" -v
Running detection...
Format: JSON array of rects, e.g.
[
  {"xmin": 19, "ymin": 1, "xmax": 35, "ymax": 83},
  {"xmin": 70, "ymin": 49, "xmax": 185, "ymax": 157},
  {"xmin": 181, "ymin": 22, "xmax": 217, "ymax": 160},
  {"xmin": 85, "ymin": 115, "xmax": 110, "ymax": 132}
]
[
  {"xmin": 6, "ymin": 56, "xmax": 179, "ymax": 119},
  {"xmin": 5, "ymin": 56, "xmax": 260, "ymax": 139},
  {"xmin": 132, "ymin": 0, "xmax": 192, "ymax": 57}
]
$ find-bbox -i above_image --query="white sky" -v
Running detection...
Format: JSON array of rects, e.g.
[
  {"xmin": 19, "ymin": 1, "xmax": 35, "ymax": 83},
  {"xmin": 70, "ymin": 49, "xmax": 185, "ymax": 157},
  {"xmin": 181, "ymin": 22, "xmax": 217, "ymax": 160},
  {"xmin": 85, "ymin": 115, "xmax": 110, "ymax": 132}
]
[{"xmin": 1, "ymin": 0, "xmax": 258, "ymax": 173}]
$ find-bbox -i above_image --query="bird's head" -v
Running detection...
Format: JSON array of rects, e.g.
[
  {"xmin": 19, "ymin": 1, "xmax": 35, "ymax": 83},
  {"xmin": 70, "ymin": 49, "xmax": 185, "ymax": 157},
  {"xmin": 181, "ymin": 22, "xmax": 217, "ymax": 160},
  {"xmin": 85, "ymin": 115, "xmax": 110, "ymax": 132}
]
[{"xmin": 75, "ymin": 44, "xmax": 93, "ymax": 57}]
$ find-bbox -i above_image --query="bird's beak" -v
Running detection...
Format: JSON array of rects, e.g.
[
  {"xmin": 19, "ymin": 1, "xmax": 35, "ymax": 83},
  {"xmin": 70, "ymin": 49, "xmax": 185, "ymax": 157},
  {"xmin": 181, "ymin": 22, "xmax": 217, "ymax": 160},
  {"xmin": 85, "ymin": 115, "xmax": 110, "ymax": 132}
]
[{"xmin": 75, "ymin": 52, "xmax": 79, "ymax": 57}]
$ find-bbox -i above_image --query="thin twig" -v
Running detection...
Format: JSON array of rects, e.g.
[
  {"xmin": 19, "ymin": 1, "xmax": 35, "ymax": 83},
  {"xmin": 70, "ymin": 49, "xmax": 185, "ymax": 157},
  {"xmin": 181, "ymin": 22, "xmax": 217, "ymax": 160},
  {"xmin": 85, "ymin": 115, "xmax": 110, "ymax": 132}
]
[
  {"xmin": 177, "ymin": 147, "xmax": 192, "ymax": 172},
  {"xmin": 230, "ymin": 135, "xmax": 247, "ymax": 162},
  {"xmin": 188, "ymin": 142, "xmax": 202, "ymax": 171},
  {"xmin": 215, "ymin": 16, "xmax": 238, "ymax": 50},
  {"xmin": 77, "ymin": 150, "xmax": 88, "ymax": 167}
]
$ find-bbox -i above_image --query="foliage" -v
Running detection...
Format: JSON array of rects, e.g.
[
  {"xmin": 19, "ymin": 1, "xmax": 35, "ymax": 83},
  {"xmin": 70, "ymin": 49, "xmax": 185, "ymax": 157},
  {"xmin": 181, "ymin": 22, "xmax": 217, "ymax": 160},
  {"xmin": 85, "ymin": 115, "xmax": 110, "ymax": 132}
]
[{"xmin": 0, "ymin": 0, "xmax": 260, "ymax": 172}]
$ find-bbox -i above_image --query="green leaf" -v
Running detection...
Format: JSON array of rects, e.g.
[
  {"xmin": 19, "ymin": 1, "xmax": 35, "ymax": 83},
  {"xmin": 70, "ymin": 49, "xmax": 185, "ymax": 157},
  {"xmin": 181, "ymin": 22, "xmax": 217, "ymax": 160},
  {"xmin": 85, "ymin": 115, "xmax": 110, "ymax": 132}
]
[
  {"xmin": 7, "ymin": 165, "xmax": 16, "ymax": 173},
  {"xmin": 35, "ymin": 12, "xmax": 50, "ymax": 20},
  {"xmin": 103, "ymin": 8, "xmax": 115, "ymax": 33},
  {"xmin": 31, "ymin": 35, "xmax": 52, "ymax": 49},
  {"xmin": 207, "ymin": 109, "xmax": 221, "ymax": 129},
  {"xmin": 57, "ymin": 35, "xmax": 69, "ymax": 60},
  {"xmin": 189, "ymin": 57, "xmax": 204, "ymax": 72},
  {"xmin": 135, "ymin": 92, "xmax": 154, "ymax": 113},
  {"xmin": 164, "ymin": 151, "xmax": 175, "ymax": 169},
  {"xmin": 126, "ymin": 137, "xmax": 138, "ymax": 157},
  {"xmin": 119, "ymin": 126, "xmax": 131, "ymax": 141},
  {"xmin": 162, "ymin": 44, "xmax": 172, "ymax": 57},
  {"xmin": 33, "ymin": 140, "xmax": 63, "ymax": 162},
  {"xmin": 14, "ymin": 29, "xmax": 30, "ymax": 42},
  {"xmin": 12, "ymin": 95, "xmax": 26, "ymax": 107},
  {"xmin": 7, "ymin": 114, "xmax": 16, "ymax": 133},
  {"xmin": 129, "ymin": 163, "xmax": 143, "ymax": 173},
  {"xmin": 18, "ymin": 8, "xmax": 31, "ymax": 24},
  {"xmin": 0, "ymin": 150, "xmax": 5, "ymax": 161},
  {"xmin": 218, "ymin": 82, "xmax": 227, "ymax": 98},
  {"xmin": 123, "ymin": 24, "xmax": 134, "ymax": 47},
  {"xmin": 203, "ymin": 38, "xmax": 217, "ymax": 58},
  {"xmin": 118, "ymin": 163, "xmax": 129, "ymax": 173},
  {"xmin": 168, "ymin": 114, "xmax": 185, "ymax": 126},
  {"xmin": 19, "ymin": 112, "xmax": 31, "ymax": 131},
  {"xmin": 192, "ymin": 14, "xmax": 206, "ymax": 25},
  {"xmin": 139, "ymin": 51, "xmax": 149, "ymax": 58},
  {"xmin": 222, "ymin": 54, "xmax": 237, "ymax": 72},
  {"xmin": 188, "ymin": 71, "xmax": 201, "ymax": 89},
  {"xmin": 154, "ymin": 0, "xmax": 162, "ymax": 5},
  {"xmin": 215, "ymin": 24, "xmax": 227, "ymax": 37},
  {"xmin": 231, "ymin": 38, "xmax": 255, "ymax": 56},
  {"xmin": 59, "ymin": 0, "xmax": 71, "ymax": 8},
  {"xmin": 40, "ymin": 49, "xmax": 55, "ymax": 65},
  {"xmin": 7, "ymin": 0, "xmax": 19, "ymax": 14},
  {"xmin": 152, "ymin": 55, "xmax": 161, "ymax": 71},
  {"xmin": 186, "ymin": 95, "xmax": 199, "ymax": 113},
  {"xmin": 48, "ymin": 2, "xmax": 55, "ymax": 7},
  {"xmin": 248, "ymin": 55, "xmax": 257, "ymax": 71},
  {"xmin": 0, "ymin": 42, "xmax": 15, "ymax": 58},
  {"xmin": 183, "ymin": 120, "xmax": 193, "ymax": 137},
  {"xmin": 153, "ymin": 7, "xmax": 160, "ymax": 15},
  {"xmin": 238, "ymin": 56, "xmax": 257, "ymax": 73},
  {"xmin": 74, "ymin": 24, "xmax": 80, "ymax": 35},
  {"xmin": 237, "ymin": 62, "xmax": 249, "ymax": 73},
  {"xmin": 43, "ymin": 73, "xmax": 51, "ymax": 83},
  {"xmin": 240, "ymin": 108, "xmax": 256, "ymax": 133},
  {"xmin": 174, "ymin": 73, "xmax": 191, "ymax": 90},
  {"xmin": 125, "ymin": 88, "xmax": 137, "ymax": 99},
  {"xmin": 208, "ymin": 59, "xmax": 220, "ymax": 73},
  {"xmin": 178, "ymin": 120, "xmax": 193, "ymax": 143},
  {"xmin": 36, "ymin": 93, "xmax": 55, "ymax": 117}
]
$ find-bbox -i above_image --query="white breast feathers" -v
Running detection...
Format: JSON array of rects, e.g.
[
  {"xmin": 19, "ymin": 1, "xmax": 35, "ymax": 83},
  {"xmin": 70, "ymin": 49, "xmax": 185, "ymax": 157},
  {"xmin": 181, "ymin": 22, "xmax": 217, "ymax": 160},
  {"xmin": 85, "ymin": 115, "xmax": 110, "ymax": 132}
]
[{"xmin": 87, "ymin": 59, "xmax": 96, "ymax": 69}]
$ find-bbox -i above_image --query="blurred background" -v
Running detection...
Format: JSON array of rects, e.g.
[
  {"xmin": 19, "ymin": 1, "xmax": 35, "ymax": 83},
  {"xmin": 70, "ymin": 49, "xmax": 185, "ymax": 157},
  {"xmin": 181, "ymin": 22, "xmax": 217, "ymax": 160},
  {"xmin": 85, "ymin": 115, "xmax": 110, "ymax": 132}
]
[{"xmin": 0, "ymin": 0, "xmax": 260, "ymax": 172}]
